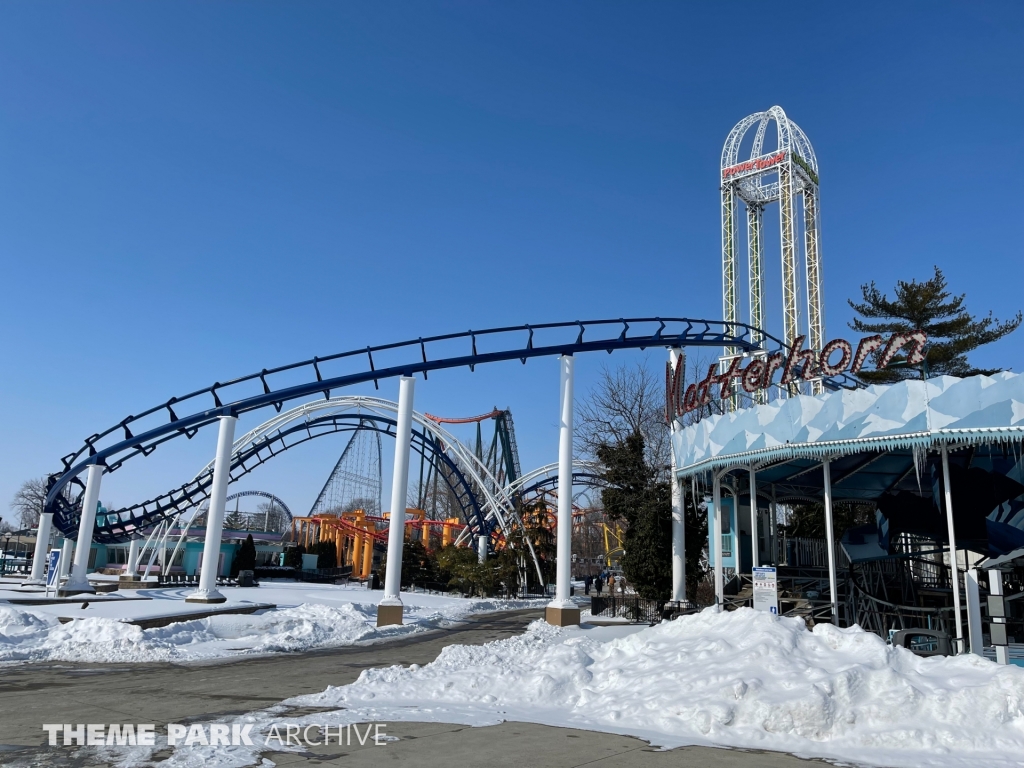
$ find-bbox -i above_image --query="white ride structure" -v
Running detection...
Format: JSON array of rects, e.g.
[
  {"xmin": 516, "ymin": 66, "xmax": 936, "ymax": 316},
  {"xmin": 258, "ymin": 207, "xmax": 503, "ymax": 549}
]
[
  {"xmin": 185, "ymin": 396, "xmax": 544, "ymax": 581},
  {"xmin": 721, "ymin": 106, "xmax": 823, "ymax": 397}
]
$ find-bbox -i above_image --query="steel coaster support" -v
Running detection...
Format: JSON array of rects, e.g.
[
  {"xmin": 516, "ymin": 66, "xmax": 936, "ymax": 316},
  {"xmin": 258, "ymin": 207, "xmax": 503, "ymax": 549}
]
[
  {"xmin": 546, "ymin": 355, "xmax": 579, "ymax": 626},
  {"xmin": 803, "ymin": 185, "xmax": 824, "ymax": 395},
  {"xmin": 60, "ymin": 463, "xmax": 104, "ymax": 595},
  {"xmin": 379, "ymin": 376, "xmax": 415, "ymax": 626}
]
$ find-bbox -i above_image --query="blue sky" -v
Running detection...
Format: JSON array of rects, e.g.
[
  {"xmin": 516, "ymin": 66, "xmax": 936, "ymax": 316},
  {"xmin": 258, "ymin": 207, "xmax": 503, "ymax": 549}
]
[{"xmin": 2, "ymin": 2, "xmax": 1022, "ymax": 520}]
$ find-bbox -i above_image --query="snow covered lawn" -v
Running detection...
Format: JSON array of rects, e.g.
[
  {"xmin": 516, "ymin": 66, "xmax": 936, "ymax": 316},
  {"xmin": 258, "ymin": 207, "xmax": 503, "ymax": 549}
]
[
  {"xmin": 150, "ymin": 607, "xmax": 1024, "ymax": 768},
  {"xmin": 0, "ymin": 581, "xmax": 543, "ymax": 665}
]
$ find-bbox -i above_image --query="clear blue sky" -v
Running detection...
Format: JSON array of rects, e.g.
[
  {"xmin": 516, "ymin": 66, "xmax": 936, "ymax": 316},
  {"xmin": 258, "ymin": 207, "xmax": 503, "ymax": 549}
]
[{"xmin": 2, "ymin": 2, "xmax": 1022, "ymax": 520}]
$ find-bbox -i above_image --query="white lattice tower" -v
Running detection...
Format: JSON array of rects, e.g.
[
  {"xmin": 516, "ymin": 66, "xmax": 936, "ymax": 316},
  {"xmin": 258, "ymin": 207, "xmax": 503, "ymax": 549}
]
[{"xmin": 720, "ymin": 105, "xmax": 824, "ymax": 397}]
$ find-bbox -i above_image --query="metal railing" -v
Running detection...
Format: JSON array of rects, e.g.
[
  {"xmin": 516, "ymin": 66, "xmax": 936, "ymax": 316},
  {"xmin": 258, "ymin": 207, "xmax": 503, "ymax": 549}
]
[
  {"xmin": 590, "ymin": 595, "xmax": 665, "ymax": 624},
  {"xmin": 778, "ymin": 535, "xmax": 849, "ymax": 569},
  {"xmin": 295, "ymin": 565, "xmax": 352, "ymax": 583}
]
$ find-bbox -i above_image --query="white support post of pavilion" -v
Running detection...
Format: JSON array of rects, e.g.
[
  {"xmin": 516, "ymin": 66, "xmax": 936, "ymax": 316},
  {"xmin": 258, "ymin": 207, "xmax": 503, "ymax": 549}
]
[
  {"xmin": 965, "ymin": 568, "xmax": 984, "ymax": 655},
  {"xmin": 941, "ymin": 444, "xmax": 965, "ymax": 653},
  {"xmin": 822, "ymin": 459, "xmax": 839, "ymax": 623},
  {"xmin": 670, "ymin": 348, "xmax": 686, "ymax": 603},
  {"xmin": 748, "ymin": 465, "xmax": 759, "ymax": 571},
  {"xmin": 713, "ymin": 471, "xmax": 724, "ymax": 610}
]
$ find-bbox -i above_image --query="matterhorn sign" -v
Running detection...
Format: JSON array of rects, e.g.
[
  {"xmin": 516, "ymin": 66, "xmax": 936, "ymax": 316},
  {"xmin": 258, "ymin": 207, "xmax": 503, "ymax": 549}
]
[{"xmin": 666, "ymin": 330, "xmax": 927, "ymax": 419}]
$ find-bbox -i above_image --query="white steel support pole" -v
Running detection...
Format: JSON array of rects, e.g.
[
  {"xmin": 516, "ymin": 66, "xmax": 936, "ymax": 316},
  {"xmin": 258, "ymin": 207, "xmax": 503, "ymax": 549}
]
[
  {"xmin": 713, "ymin": 473, "xmax": 724, "ymax": 610},
  {"xmin": 822, "ymin": 460, "xmax": 839, "ymax": 623},
  {"xmin": 477, "ymin": 534, "xmax": 487, "ymax": 564},
  {"xmin": 941, "ymin": 444, "xmax": 964, "ymax": 653},
  {"xmin": 62, "ymin": 463, "xmax": 104, "ymax": 595},
  {"xmin": 187, "ymin": 415, "xmax": 237, "ymax": 604},
  {"xmin": 126, "ymin": 537, "xmax": 141, "ymax": 576},
  {"xmin": 546, "ymin": 355, "xmax": 580, "ymax": 626},
  {"xmin": 379, "ymin": 376, "xmax": 415, "ymax": 626},
  {"xmin": 25, "ymin": 512, "xmax": 54, "ymax": 585},
  {"xmin": 669, "ymin": 349, "xmax": 685, "ymax": 603},
  {"xmin": 671, "ymin": 476, "xmax": 686, "ymax": 603},
  {"xmin": 989, "ymin": 569, "xmax": 1010, "ymax": 665},
  {"xmin": 749, "ymin": 465, "xmax": 759, "ymax": 571},
  {"xmin": 59, "ymin": 537, "xmax": 73, "ymax": 579},
  {"xmin": 965, "ymin": 568, "xmax": 984, "ymax": 655}
]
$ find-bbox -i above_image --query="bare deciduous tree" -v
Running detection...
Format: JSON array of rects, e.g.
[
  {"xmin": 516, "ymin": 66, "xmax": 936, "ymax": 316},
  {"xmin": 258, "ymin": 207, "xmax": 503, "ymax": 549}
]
[
  {"xmin": 677, "ymin": 349, "xmax": 729, "ymax": 427},
  {"xmin": 575, "ymin": 357, "xmax": 671, "ymax": 479},
  {"xmin": 10, "ymin": 477, "xmax": 47, "ymax": 529}
]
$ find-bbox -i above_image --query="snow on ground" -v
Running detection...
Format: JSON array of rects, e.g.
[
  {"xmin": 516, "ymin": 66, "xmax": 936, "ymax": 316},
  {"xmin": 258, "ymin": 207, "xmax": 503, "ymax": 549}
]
[
  {"xmin": 138, "ymin": 607, "xmax": 1024, "ymax": 768},
  {"xmin": 0, "ymin": 581, "xmax": 543, "ymax": 665}
]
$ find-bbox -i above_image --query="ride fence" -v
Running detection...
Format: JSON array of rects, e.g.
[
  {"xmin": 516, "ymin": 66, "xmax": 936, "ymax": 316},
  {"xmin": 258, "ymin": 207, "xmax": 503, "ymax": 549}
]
[
  {"xmin": 590, "ymin": 595, "xmax": 665, "ymax": 624},
  {"xmin": 295, "ymin": 565, "xmax": 352, "ymax": 584},
  {"xmin": 0, "ymin": 559, "xmax": 30, "ymax": 577}
]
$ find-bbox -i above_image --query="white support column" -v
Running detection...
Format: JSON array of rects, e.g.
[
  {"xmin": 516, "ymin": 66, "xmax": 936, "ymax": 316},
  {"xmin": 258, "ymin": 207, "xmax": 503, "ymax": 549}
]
[
  {"xmin": 671, "ymin": 477, "xmax": 686, "ymax": 603},
  {"xmin": 713, "ymin": 472, "xmax": 724, "ymax": 610},
  {"xmin": 59, "ymin": 537, "xmax": 73, "ymax": 579},
  {"xmin": 748, "ymin": 465, "xmax": 759, "ymax": 571},
  {"xmin": 770, "ymin": 484, "xmax": 778, "ymax": 565},
  {"xmin": 965, "ymin": 568, "xmax": 984, "ymax": 655},
  {"xmin": 24, "ymin": 512, "xmax": 54, "ymax": 586},
  {"xmin": 187, "ymin": 415, "xmax": 237, "ymax": 604},
  {"xmin": 126, "ymin": 537, "xmax": 141, "ymax": 576},
  {"xmin": 378, "ymin": 376, "xmax": 415, "ymax": 626},
  {"xmin": 477, "ymin": 533, "xmax": 488, "ymax": 564},
  {"xmin": 941, "ymin": 444, "xmax": 964, "ymax": 653},
  {"xmin": 669, "ymin": 351, "xmax": 686, "ymax": 604},
  {"xmin": 822, "ymin": 459, "xmax": 839, "ymax": 623},
  {"xmin": 989, "ymin": 569, "xmax": 1010, "ymax": 665},
  {"xmin": 61, "ymin": 463, "xmax": 104, "ymax": 595},
  {"xmin": 546, "ymin": 355, "xmax": 580, "ymax": 627}
]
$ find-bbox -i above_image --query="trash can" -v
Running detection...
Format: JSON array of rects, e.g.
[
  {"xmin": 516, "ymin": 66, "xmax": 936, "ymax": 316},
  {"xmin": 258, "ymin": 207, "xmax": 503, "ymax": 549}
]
[{"xmin": 237, "ymin": 570, "xmax": 254, "ymax": 588}]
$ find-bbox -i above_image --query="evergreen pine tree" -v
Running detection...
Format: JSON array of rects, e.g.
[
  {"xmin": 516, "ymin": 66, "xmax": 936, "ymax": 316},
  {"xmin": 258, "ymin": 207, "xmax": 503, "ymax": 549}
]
[
  {"xmin": 232, "ymin": 533, "xmax": 257, "ymax": 575},
  {"xmin": 283, "ymin": 544, "xmax": 304, "ymax": 569},
  {"xmin": 849, "ymin": 266, "xmax": 1021, "ymax": 383},
  {"xmin": 598, "ymin": 432, "xmax": 673, "ymax": 601}
]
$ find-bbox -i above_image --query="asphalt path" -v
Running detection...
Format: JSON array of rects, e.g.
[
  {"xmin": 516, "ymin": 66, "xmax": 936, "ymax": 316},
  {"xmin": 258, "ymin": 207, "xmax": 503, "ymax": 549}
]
[{"xmin": 0, "ymin": 608, "xmax": 835, "ymax": 768}]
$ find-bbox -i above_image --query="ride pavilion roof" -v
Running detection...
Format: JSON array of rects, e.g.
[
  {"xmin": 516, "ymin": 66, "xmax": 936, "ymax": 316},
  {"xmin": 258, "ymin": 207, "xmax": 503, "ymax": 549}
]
[{"xmin": 673, "ymin": 372, "xmax": 1024, "ymax": 505}]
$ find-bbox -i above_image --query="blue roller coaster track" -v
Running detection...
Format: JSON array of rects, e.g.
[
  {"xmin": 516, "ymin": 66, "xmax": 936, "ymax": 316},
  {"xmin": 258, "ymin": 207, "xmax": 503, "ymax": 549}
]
[{"xmin": 46, "ymin": 317, "xmax": 857, "ymax": 542}]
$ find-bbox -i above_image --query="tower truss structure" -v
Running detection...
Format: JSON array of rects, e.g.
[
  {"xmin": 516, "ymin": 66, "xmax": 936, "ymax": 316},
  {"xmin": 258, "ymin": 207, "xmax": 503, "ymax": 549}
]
[{"xmin": 721, "ymin": 106, "xmax": 823, "ymax": 396}]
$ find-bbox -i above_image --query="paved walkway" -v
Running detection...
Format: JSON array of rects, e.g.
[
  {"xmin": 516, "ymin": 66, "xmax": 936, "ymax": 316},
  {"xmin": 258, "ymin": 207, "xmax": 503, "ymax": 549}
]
[{"xmin": 0, "ymin": 609, "xmax": 834, "ymax": 767}]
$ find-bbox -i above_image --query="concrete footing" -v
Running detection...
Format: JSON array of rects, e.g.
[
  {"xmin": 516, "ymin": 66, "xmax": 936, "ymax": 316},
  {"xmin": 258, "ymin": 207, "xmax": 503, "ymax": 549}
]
[
  {"xmin": 117, "ymin": 580, "xmax": 150, "ymax": 590},
  {"xmin": 376, "ymin": 604, "xmax": 404, "ymax": 627},
  {"xmin": 545, "ymin": 605, "xmax": 580, "ymax": 627},
  {"xmin": 185, "ymin": 591, "xmax": 227, "ymax": 604}
]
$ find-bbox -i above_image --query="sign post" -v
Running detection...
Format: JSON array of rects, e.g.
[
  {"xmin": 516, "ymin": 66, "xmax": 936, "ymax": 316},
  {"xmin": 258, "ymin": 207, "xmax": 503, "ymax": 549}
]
[
  {"xmin": 44, "ymin": 549, "xmax": 62, "ymax": 597},
  {"xmin": 752, "ymin": 566, "xmax": 778, "ymax": 615}
]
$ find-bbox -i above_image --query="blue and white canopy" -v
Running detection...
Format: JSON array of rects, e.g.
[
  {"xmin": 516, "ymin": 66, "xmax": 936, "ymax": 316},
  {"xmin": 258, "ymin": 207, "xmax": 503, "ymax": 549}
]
[{"xmin": 674, "ymin": 372, "xmax": 1024, "ymax": 480}]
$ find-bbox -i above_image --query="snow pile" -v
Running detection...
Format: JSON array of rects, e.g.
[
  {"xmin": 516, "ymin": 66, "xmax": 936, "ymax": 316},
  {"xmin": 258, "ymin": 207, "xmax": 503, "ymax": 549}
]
[
  {"xmin": 285, "ymin": 608, "xmax": 1024, "ymax": 768},
  {"xmin": 0, "ymin": 596, "xmax": 539, "ymax": 665}
]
